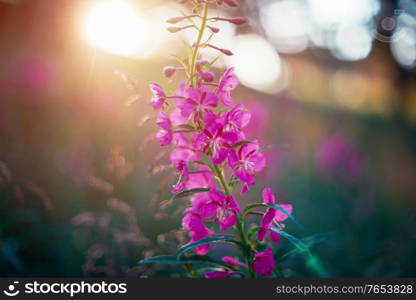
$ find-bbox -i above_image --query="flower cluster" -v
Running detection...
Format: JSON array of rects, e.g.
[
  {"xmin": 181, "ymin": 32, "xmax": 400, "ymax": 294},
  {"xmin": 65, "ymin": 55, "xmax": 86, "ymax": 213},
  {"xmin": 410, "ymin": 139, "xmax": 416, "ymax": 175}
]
[{"xmin": 144, "ymin": 0, "xmax": 293, "ymax": 278}]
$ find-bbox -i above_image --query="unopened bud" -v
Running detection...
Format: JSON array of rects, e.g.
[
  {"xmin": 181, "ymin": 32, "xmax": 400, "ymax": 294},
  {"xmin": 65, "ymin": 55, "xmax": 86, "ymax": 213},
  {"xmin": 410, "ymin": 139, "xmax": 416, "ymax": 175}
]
[
  {"xmin": 201, "ymin": 71, "xmax": 215, "ymax": 82},
  {"xmin": 227, "ymin": 17, "xmax": 248, "ymax": 25},
  {"xmin": 166, "ymin": 16, "xmax": 185, "ymax": 24},
  {"xmin": 212, "ymin": 17, "xmax": 248, "ymax": 25},
  {"xmin": 167, "ymin": 25, "xmax": 193, "ymax": 33},
  {"xmin": 207, "ymin": 25, "xmax": 220, "ymax": 33},
  {"xmin": 163, "ymin": 66, "xmax": 177, "ymax": 78},
  {"xmin": 167, "ymin": 26, "xmax": 182, "ymax": 33},
  {"xmin": 223, "ymin": 0, "xmax": 239, "ymax": 7},
  {"xmin": 205, "ymin": 43, "xmax": 234, "ymax": 56},
  {"xmin": 166, "ymin": 14, "xmax": 198, "ymax": 24},
  {"xmin": 220, "ymin": 48, "xmax": 233, "ymax": 56}
]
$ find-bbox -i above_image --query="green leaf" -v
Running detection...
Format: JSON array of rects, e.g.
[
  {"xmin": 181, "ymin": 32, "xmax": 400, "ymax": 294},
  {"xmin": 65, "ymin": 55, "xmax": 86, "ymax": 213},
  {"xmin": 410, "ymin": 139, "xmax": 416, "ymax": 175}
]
[
  {"xmin": 270, "ymin": 228, "xmax": 308, "ymax": 252},
  {"xmin": 172, "ymin": 188, "xmax": 209, "ymax": 200},
  {"xmin": 280, "ymin": 234, "xmax": 328, "ymax": 259},
  {"xmin": 207, "ymin": 54, "xmax": 223, "ymax": 68},
  {"xmin": 270, "ymin": 228, "xmax": 328, "ymax": 277},
  {"xmin": 176, "ymin": 236, "xmax": 241, "ymax": 257},
  {"xmin": 242, "ymin": 203, "xmax": 264, "ymax": 218},
  {"xmin": 170, "ymin": 54, "xmax": 188, "ymax": 71}
]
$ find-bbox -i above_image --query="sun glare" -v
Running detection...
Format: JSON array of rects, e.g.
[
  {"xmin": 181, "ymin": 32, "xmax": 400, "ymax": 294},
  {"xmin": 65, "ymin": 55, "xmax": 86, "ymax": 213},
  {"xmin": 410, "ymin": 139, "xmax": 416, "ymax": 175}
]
[{"xmin": 84, "ymin": 0, "xmax": 148, "ymax": 58}]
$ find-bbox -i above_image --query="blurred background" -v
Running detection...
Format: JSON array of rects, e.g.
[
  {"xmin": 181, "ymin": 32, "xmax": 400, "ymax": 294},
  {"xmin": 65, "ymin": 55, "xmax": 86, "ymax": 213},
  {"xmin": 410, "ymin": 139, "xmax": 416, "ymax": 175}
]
[{"xmin": 0, "ymin": 0, "xmax": 415, "ymax": 277}]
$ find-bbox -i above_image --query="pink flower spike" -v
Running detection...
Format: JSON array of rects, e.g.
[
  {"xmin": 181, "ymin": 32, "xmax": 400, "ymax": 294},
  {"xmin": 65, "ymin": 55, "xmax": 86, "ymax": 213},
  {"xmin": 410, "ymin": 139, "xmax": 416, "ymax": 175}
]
[
  {"xmin": 149, "ymin": 82, "xmax": 166, "ymax": 110},
  {"xmin": 252, "ymin": 248, "xmax": 276, "ymax": 276}
]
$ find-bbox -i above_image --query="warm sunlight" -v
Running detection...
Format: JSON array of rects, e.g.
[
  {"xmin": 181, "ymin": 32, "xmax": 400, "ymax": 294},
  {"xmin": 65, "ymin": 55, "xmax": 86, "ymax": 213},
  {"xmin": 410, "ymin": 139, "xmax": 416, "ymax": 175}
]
[{"xmin": 84, "ymin": 0, "xmax": 149, "ymax": 57}]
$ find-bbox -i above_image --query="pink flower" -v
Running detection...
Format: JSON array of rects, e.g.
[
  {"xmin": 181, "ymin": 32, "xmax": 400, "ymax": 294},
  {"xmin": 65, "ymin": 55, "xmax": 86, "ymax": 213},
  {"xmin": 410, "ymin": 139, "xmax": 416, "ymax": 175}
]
[
  {"xmin": 188, "ymin": 193, "xmax": 218, "ymax": 219},
  {"xmin": 185, "ymin": 167, "xmax": 216, "ymax": 190},
  {"xmin": 195, "ymin": 120, "xmax": 238, "ymax": 165},
  {"xmin": 149, "ymin": 82, "xmax": 166, "ymax": 110},
  {"xmin": 204, "ymin": 256, "xmax": 245, "ymax": 278},
  {"xmin": 183, "ymin": 188, "xmax": 240, "ymax": 238},
  {"xmin": 169, "ymin": 134, "xmax": 199, "ymax": 193},
  {"xmin": 181, "ymin": 188, "xmax": 241, "ymax": 255},
  {"xmin": 171, "ymin": 160, "xmax": 189, "ymax": 193},
  {"xmin": 208, "ymin": 189, "xmax": 240, "ymax": 231},
  {"xmin": 222, "ymin": 256, "xmax": 246, "ymax": 269},
  {"xmin": 174, "ymin": 86, "xmax": 218, "ymax": 123},
  {"xmin": 228, "ymin": 141, "xmax": 266, "ymax": 192},
  {"xmin": 222, "ymin": 104, "xmax": 251, "ymax": 139},
  {"xmin": 182, "ymin": 212, "xmax": 213, "ymax": 255},
  {"xmin": 257, "ymin": 188, "xmax": 293, "ymax": 243},
  {"xmin": 252, "ymin": 248, "xmax": 275, "ymax": 276},
  {"xmin": 217, "ymin": 68, "xmax": 239, "ymax": 106},
  {"xmin": 156, "ymin": 112, "xmax": 172, "ymax": 146}
]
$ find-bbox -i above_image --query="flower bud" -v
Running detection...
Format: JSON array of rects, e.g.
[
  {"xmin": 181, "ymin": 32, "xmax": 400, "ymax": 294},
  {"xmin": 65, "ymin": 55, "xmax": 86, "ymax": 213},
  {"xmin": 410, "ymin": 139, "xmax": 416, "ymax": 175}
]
[
  {"xmin": 220, "ymin": 48, "xmax": 233, "ymax": 56},
  {"xmin": 167, "ymin": 26, "xmax": 182, "ymax": 33},
  {"xmin": 167, "ymin": 25, "xmax": 193, "ymax": 33},
  {"xmin": 166, "ymin": 16, "xmax": 185, "ymax": 24},
  {"xmin": 223, "ymin": 0, "xmax": 239, "ymax": 7},
  {"xmin": 212, "ymin": 17, "xmax": 248, "ymax": 25},
  {"xmin": 207, "ymin": 25, "xmax": 220, "ymax": 33},
  {"xmin": 201, "ymin": 71, "xmax": 215, "ymax": 82},
  {"xmin": 226, "ymin": 17, "xmax": 248, "ymax": 25},
  {"xmin": 163, "ymin": 66, "xmax": 177, "ymax": 78},
  {"xmin": 205, "ymin": 43, "xmax": 234, "ymax": 56}
]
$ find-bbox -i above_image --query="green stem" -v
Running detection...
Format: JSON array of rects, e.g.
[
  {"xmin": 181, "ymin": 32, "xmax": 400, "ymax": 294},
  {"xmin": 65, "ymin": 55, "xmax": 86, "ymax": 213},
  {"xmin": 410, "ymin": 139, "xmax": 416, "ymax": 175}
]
[
  {"xmin": 213, "ymin": 163, "xmax": 229, "ymax": 195},
  {"xmin": 211, "ymin": 162, "xmax": 255, "ymax": 278},
  {"xmin": 189, "ymin": 2, "xmax": 208, "ymax": 87}
]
